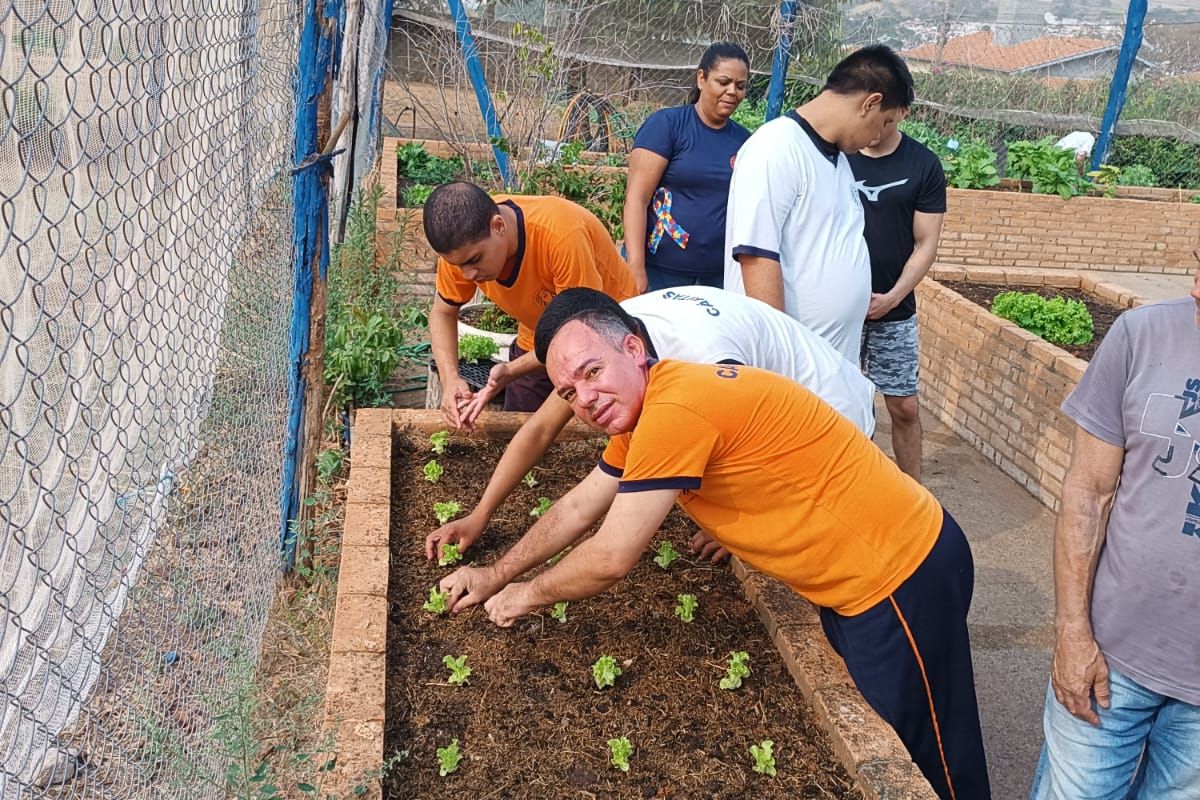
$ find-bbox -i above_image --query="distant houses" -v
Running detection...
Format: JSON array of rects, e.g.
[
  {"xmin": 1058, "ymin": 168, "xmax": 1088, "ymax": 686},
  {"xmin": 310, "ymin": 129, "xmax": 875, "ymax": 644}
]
[{"xmin": 902, "ymin": 30, "xmax": 1154, "ymax": 80}]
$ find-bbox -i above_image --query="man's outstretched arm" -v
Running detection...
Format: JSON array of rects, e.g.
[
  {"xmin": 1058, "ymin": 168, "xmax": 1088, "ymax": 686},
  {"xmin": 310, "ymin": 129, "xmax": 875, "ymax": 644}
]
[
  {"xmin": 439, "ymin": 464, "xmax": 619, "ymax": 612},
  {"xmin": 484, "ymin": 488, "xmax": 678, "ymax": 626},
  {"xmin": 424, "ymin": 394, "xmax": 576, "ymax": 559}
]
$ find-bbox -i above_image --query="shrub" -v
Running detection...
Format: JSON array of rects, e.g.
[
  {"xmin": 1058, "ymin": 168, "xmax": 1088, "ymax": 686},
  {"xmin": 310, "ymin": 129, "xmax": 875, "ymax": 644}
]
[
  {"xmin": 1116, "ymin": 164, "xmax": 1157, "ymax": 188},
  {"xmin": 1006, "ymin": 138, "xmax": 1087, "ymax": 199},
  {"xmin": 397, "ymin": 142, "xmax": 464, "ymax": 186},
  {"xmin": 944, "ymin": 141, "xmax": 1000, "ymax": 190},
  {"xmin": 990, "ymin": 291, "xmax": 1094, "ymax": 346},
  {"xmin": 324, "ymin": 309, "xmax": 408, "ymax": 407}
]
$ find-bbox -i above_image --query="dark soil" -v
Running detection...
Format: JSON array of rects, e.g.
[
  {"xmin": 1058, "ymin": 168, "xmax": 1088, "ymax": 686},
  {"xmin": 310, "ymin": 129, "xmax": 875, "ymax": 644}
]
[
  {"xmin": 385, "ymin": 434, "xmax": 862, "ymax": 800},
  {"xmin": 940, "ymin": 281, "xmax": 1125, "ymax": 361}
]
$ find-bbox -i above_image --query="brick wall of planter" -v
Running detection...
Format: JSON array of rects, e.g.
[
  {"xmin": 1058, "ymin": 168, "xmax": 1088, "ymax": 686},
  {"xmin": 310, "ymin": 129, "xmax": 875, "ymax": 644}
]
[
  {"xmin": 917, "ymin": 267, "xmax": 1145, "ymax": 511},
  {"xmin": 329, "ymin": 408, "xmax": 938, "ymax": 799},
  {"xmin": 939, "ymin": 189, "xmax": 1200, "ymax": 274}
]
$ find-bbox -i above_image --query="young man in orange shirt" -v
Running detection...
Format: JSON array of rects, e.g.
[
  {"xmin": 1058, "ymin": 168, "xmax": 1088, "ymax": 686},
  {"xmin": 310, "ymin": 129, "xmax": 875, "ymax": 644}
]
[
  {"xmin": 424, "ymin": 182, "xmax": 635, "ymax": 429},
  {"xmin": 440, "ymin": 303, "xmax": 990, "ymax": 800}
]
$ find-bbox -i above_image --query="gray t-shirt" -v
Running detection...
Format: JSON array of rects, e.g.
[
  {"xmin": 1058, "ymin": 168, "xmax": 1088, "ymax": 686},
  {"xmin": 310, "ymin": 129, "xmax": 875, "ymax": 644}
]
[{"xmin": 1062, "ymin": 297, "xmax": 1200, "ymax": 705}]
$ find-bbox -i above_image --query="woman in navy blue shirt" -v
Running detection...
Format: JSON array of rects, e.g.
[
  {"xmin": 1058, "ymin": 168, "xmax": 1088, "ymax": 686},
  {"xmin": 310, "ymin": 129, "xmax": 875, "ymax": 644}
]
[{"xmin": 622, "ymin": 42, "xmax": 751, "ymax": 292}]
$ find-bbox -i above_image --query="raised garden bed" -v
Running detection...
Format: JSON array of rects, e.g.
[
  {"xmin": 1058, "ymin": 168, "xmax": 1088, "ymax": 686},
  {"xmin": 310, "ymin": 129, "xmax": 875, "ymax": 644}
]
[
  {"xmin": 325, "ymin": 410, "xmax": 937, "ymax": 799},
  {"xmin": 939, "ymin": 281, "xmax": 1123, "ymax": 362},
  {"xmin": 387, "ymin": 432, "xmax": 863, "ymax": 798},
  {"xmin": 917, "ymin": 267, "xmax": 1145, "ymax": 510}
]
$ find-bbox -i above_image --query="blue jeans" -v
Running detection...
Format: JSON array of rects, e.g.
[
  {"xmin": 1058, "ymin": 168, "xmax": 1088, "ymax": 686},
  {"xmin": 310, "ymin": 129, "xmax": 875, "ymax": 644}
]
[{"xmin": 1030, "ymin": 664, "xmax": 1200, "ymax": 800}]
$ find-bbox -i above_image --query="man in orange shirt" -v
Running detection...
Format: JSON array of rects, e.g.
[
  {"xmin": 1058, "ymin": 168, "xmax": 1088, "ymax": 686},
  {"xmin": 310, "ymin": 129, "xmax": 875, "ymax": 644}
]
[
  {"xmin": 440, "ymin": 304, "xmax": 990, "ymax": 800},
  {"xmin": 424, "ymin": 182, "xmax": 635, "ymax": 428}
]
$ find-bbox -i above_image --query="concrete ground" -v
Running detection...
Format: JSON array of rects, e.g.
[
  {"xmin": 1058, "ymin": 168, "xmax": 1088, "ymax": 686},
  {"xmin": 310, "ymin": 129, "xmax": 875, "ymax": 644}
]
[{"xmin": 1079, "ymin": 270, "xmax": 1192, "ymax": 302}]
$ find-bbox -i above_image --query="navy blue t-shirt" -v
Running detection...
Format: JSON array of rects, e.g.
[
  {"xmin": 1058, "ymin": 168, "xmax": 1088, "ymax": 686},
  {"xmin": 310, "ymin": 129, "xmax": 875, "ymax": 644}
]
[
  {"xmin": 632, "ymin": 105, "xmax": 750, "ymax": 277},
  {"xmin": 847, "ymin": 134, "xmax": 946, "ymax": 322}
]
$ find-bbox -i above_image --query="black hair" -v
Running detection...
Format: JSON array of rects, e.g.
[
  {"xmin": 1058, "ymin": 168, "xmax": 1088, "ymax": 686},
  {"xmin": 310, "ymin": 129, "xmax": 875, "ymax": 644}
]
[
  {"xmin": 822, "ymin": 44, "xmax": 915, "ymax": 110},
  {"xmin": 533, "ymin": 287, "xmax": 639, "ymax": 363},
  {"xmin": 686, "ymin": 41, "xmax": 751, "ymax": 105},
  {"xmin": 422, "ymin": 181, "xmax": 501, "ymax": 253}
]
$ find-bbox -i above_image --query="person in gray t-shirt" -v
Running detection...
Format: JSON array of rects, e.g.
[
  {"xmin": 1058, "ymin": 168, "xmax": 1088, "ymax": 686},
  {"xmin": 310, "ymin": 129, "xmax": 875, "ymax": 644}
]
[{"xmin": 1030, "ymin": 251, "xmax": 1200, "ymax": 800}]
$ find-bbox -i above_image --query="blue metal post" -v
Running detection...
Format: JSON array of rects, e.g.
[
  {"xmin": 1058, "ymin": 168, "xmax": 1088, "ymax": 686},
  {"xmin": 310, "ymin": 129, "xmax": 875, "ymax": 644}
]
[
  {"xmin": 281, "ymin": 0, "xmax": 343, "ymax": 568},
  {"xmin": 766, "ymin": 1, "xmax": 799, "ymax": 122},
  {"xmin": 1091, "ymin": 0, "xmax": 1147, "ymax": 171},
  {"xmin": 446, "ymin": 0, "xmax": 514, "ymax": 186}
]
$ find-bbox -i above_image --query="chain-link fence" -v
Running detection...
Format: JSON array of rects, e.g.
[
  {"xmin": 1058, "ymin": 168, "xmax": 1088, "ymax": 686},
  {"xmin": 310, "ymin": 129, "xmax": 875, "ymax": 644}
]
[
  {"xmin": 0, "ymin": 0, "xmax": 304, "ymax": 795},
  {"xmin": 383, "ymin": 1, "xmax": 1198, "ymax": 189}
]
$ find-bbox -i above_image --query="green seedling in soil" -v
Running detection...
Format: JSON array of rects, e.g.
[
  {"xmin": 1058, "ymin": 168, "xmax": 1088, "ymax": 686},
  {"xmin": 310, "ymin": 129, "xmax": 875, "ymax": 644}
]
[
  {"xmin": 433, "ymin": 501, "xmax": 461, "ymax": 525},
  {"xmin": 607, "ymin": 736, "xmax": 633, "ymax": 772},
  {"xmin": 653, "ymin": 540, "xmax": 680, "ymax": 569},
  {"xmin": 436, "ymin": 738, "xmax": 462, "ymax": 776},
  {"xmin": 438, "ymin": 542, "xmax": 462, "ymax": 566},
  {"xmin": 546, "ymin": 546, "xmax": 571, "ymax": 566},
  {"xmin": 750, "ymin": 740, "xmax": 776, "ymax": 776},
  {"xmin": 720, "ymin": 650, "xmax": 751, "ymax": 690},
  {"xmin": 675, "ymin": 593, "xmax": 698, "ymax": 623},
  {"xmin": 458, "ymin": 334, "xmax": 499, "ymax": 364},
  {"xmin": 530, "ymin": 496, "xmax": 552, "ymax": 518},
  {"xmin": 550, "ymin": 601, "xmax": 569, "ymax": 623},
  {"xmin": 423, "ymin": 459, "xmax": 444, "ymax": 484},
  {"xmin": 522, "ymin": 470, "xmax": 538, "ymax": 488},
  {"xmin": 429, "ymin": 430, "xmax": 449, "ymax": 455},
  {"xmin": 443, "ymin": 654, "xmax": 472, "ymax": 685},
  {"xmin": 423, "ymin": 586, "xmax": 449, "ymax": 614},
  {"xmin": 592, "ymin": 655, "xmax": 622, "ymax": 689}
]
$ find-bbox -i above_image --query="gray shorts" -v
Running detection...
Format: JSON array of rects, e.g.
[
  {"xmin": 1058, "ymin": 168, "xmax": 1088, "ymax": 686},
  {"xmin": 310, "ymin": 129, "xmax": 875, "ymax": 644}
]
[{"xmin": 860, "ymin": 316, "xmax": 919, "ymax": 397}]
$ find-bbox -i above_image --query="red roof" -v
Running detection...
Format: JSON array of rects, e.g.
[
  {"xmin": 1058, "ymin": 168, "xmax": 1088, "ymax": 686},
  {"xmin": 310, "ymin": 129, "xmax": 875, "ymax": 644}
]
[{"xmin": 902, "ymin": 30, "xmax": 1117, "ymax": 74}]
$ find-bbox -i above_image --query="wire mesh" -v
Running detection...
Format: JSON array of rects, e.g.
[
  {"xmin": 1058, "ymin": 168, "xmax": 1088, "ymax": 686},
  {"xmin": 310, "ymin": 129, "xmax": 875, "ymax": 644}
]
[
  {"xmin": 382, "ymin": 1, "xmax": 1199, "ymax": 189},
  {"xmin": 1, "ymin": 0, "xmax": 299, "ymax": 796}
]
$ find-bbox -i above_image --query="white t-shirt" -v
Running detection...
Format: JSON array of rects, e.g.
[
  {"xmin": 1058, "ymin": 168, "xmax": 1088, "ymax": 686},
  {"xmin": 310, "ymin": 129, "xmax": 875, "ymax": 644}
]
[
  {"xmin": 723, "ymin": 113, "xmax": 871, "ymax": 364},
  {"xmin": 621, "ymin": 286, "xmax": 876, "ymax": 436}
]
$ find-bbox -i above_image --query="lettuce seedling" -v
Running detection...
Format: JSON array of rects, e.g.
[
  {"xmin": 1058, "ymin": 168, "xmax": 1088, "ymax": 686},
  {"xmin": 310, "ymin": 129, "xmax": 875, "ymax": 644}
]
[
  {"xmin": 443, "ymin": 654, "xmax": 471, "ymax": 685},
  {"xmin": 433, "ymin": 501, "xmax": 461, "ymax": 525},
  {"xmin": 750, "ymin": 740, "xmax": 776, "ymax": 776},
  {"xmin": 546, "ymin": 546, "xmax": 571, "ymax": 566},
  {"xmin": 653, "ymin": 541, "xmax": 680, "ymax": 569},
  {"xmin": 592, "ymin": 655, "xmax": 622, "ymax": 689},
  {"xmin": 522, "ymin": 470, "xmax": 538, "ymax": 488},
  {"xmin": 550, "ymin": 601, "xmax": 569, "ymax": 623},
  {"xmin": 530, "ymin": 496, "xmax": 552, "ymax": 518},
  {"xmin": 675, "ymin": 593, "xmax": 698, "ymax": 623},
  {"xmin": 423, "ymin": 586, "xmax": 449, "ymax": 614},
  {"xmin": 423, "ymin": 459, "xmax": 444, "ymax": 484},
  {"xmin": 438, "ymin": 542, "xmax": 462, "ymax": 566},
  {"xmin": 436, "ymin": 738, "xmax": 462, "ymax": 776},
  {"xmin": 607, "ymin": 736, "xmax": 633, "ymax": 772},
  {"xmin": 429, "ymin": 430, "xmax": 449, "ymax": 455},
  {"xmin": 458, "ymin": 334, "xmax": 499, "ymax": 364},
  {"xmin": 720, "ymin": 650, "xmax": 751, "ymax": 690}
]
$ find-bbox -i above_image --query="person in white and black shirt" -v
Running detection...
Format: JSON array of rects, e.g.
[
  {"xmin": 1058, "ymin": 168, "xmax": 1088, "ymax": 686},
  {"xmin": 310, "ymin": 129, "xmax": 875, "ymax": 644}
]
[
  {"xmin": 723, "ymin": 45, "xmax": 915, "ymax": 365},
  {"xmin": 848, "ymin": 106, "xmax": 946, "ymax": 481}
]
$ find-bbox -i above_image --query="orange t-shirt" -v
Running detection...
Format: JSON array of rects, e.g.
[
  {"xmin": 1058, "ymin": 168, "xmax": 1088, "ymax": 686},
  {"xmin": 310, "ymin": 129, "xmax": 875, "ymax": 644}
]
[
  {"xmin": 600, "ymin": 360, "xmax": 943, "ymax": 616},
  {"xmin": 435, "ymin": 195, "xmax": 636, "ymax": 351}
]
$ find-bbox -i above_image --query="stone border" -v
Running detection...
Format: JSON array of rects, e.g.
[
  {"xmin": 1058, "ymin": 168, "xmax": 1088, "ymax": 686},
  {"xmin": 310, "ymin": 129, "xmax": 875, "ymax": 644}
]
[
  {"xmin": 918, "ymin": 266, "xmax": 1146, "ymax": 510},
  {"xmin": 322, "ymin": 407, "xmax": 392, "ymax": 798},
  {"xmin": 327, "ymin": 408, "xmax": 937, "ymax": 798}
]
